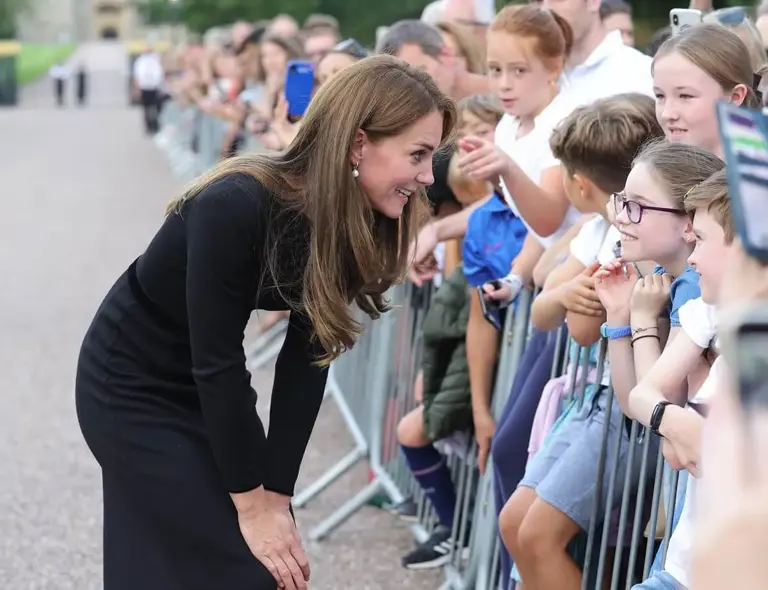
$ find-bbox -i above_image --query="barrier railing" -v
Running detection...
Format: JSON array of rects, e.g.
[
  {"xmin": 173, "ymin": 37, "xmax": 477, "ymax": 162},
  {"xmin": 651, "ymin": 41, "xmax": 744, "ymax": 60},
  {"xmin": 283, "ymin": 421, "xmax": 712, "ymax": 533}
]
[{"xmin": 156, "ymin": 102, "xmax": 686, "ymax": 590}]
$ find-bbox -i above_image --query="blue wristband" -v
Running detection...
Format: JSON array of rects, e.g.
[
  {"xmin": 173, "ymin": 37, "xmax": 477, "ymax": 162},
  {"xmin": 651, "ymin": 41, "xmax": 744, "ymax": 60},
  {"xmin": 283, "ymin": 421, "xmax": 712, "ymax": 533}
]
[{"xmin": 600, "ymin": 323, "xmax": 632, "ymax": 340}]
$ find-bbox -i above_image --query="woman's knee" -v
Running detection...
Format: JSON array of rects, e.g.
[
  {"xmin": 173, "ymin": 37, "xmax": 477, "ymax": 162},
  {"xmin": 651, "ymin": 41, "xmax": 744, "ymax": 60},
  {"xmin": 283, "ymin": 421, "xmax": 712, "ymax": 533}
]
[
  {"xmin": 397, "ymin": 406, "xmax": 430, "ymax": 447},
  {"xmin": 517, "ymin": 498, "xmax": 579, "ymax": 561}
]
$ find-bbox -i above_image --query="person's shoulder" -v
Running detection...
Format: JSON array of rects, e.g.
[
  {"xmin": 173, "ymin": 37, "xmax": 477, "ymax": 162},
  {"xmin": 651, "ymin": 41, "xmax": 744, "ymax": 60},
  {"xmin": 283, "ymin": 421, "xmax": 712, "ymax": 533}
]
[
  {"xmin": 670, "ymin": 266, "xmax": 702, "ymax": 303},
  {"xmin": 185, "ymin": 171, "xmax": 274, "ymax": 224},
  {"xmin": 541, "ymin": 90, "xmax": 581, "ymax": 128},
  {"xmin": 575, "ymin": 214, "xmax": 607, "ymax": 240}
]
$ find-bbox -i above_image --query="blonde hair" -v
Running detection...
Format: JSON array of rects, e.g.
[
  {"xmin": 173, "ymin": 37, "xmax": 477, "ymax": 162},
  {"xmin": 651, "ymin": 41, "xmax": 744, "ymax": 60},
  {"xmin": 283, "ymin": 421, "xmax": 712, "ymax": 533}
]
[
  {"xmin": 703, "ymin": 10, "xmax": 768, "ymax": 75},
  {"xmin": 633, "ymin": 139, "xmax": 725, "ymax": 211},
  {"xmin": 437, "ymin": 21, "xmax": 486, "ymax": 74},
  {"xmin": 684, "ymin": 169, "xmax": 735, "ymax": 242},
  {"xmin": 167, "ymin": 55, "xmax": 457, "ymax": 363},
  {"xmin": 654, "ymin": 24, "xmax": 761, "ymax": 108},
  {"xmin": 457, "ymin": 93, "xmax": 504, "ymax": 128},
  {"xmin": 551, "ymin": 93, "xmax": 663, "ymax": 194}
]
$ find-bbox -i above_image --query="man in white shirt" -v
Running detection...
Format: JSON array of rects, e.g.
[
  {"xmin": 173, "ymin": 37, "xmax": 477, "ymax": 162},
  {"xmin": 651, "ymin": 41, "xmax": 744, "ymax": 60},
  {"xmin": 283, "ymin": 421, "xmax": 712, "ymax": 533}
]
[
  {"xmin": 132, "ymin": 46, "xmax": 165, "ymax": 135},
  {"xmin": 50, "ymin": 63, "xmax": 70, "ymax": 107},
  {"xmin": 542, "ymin": 0, "xmax": 653, "ymax": 101}
]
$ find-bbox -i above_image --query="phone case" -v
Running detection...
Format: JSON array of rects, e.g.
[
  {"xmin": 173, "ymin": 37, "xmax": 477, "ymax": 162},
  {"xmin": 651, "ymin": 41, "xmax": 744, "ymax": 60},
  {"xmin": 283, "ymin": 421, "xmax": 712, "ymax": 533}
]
[{"xmin": 716, "ymin": 101, "xmax": 768, "ymax": 263}]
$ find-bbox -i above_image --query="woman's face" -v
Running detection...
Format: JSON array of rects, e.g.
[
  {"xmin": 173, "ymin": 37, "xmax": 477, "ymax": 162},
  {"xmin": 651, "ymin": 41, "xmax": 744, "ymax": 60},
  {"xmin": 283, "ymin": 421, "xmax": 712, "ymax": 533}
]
[
  {"xmin": 486, "ymin": 31, "xmax": 558, "ymax": 119},
  {"xmin": 355, "ymin": 110, "xmax": 444, "ymax": 219},
  {"xmin": 615, "ymin": 162, "xmax": 690, "ymax": 264},
  {"xmin": 261, "ymin": 41, "xmax": 289, "ymax": 80},
  {"xmin": 316, "ymin": 53, "xmax": 358, "ymax": 87},
  {"xmin": 653, "ymin": 52, "xmax": 731, "ymax": 153}
]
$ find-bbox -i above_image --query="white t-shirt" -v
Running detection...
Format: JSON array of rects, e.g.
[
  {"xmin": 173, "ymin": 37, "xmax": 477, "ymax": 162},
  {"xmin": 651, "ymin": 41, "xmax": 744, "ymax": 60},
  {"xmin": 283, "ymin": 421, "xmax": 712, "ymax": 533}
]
[
  {"xmin": 568, "ymin": 215, "xmax": 620, "ymax": 385},
  {"xmin": 679, "ymin": 297, "xmax": 719, "ymax": 350},
  {"xmin": 564, "ymin": 30, "xmax": 654, "ymax": 105},
  {"xmin": 133, "ymin": 53, "xmax": 164, "ymax": 91},
  {"xmin": 569, "ymin": 215, "xmax": 621, "ymax": 267},
  {"xmin": 50, "ymin": 65, "xmax": 70, "ymax": 80},
  {"xmin": 495, "ymin": 91, "xmax": 583, "ymax": 248},
  {"xmin": 663, "ymin": 356, "xmax": 724, "ymax": 587}
]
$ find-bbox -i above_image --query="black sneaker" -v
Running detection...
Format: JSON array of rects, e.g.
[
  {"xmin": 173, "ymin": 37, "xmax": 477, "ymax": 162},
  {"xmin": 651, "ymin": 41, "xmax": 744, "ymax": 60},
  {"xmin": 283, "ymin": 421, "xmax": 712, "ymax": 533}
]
[
  {"xmin": 401, "ymin": 526, "xmax": 454, "ymax": 570},
  {"xmin": 387, "ymin": 498, "xmax": 419, "ymax": 523}
]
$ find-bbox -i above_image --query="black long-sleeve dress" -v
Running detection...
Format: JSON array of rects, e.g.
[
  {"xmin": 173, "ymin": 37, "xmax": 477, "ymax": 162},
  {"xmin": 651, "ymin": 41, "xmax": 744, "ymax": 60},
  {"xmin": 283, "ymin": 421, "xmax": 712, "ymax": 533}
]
[{"xmin": 75, "ymin": 172, "xmax": 329, "ymax": 590}]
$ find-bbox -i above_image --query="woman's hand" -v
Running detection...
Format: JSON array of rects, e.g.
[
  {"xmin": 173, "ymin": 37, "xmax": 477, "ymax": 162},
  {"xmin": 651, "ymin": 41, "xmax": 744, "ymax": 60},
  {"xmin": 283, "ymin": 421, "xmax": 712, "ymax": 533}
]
[
  {"xmin": 233, "ymin": 488, "xmax": 310, "ymax": 590},
  {"xmin": 558, "ymin": 261, "xmax": 604, "ymax": 316},
  {"xmin": 457, "ymin": 136, "xmax": 513, "ymax": 181},
  {"xmin": 408, "ymin": 223, "xmax": 439, "ymax": 286},
  {"xmin": 594, "ymin": 258, "xmax": 639, "ymax": 318},
  {"xmin": 630, "ymin": 273, "xmax": 672, "ymax": 328},
  {"xmin": 272, "ymin": 94, "xmax": 300, "ymax": 147}
]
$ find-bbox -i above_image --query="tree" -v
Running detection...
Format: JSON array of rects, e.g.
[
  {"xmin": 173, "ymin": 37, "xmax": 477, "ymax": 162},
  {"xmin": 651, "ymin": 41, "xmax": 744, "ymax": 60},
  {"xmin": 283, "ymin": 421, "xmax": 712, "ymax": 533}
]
[{"xmin": 0, "ymin": 0, "xmax": 30, "ymax": 39}]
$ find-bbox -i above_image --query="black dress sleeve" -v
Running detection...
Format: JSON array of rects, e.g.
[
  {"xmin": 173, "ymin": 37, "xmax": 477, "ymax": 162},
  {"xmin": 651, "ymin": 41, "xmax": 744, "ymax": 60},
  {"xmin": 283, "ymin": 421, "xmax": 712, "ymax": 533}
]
[
  {"xmin": 263, "ymin": 311, "xmax": 329, "ymax": 496},
  {"xmin": 185, "ymin": 177, "xmax": 269, "ymax": 493},
  {"xmin": 185, "ymin": 175, "xmax": 330, "ymax": 497}
]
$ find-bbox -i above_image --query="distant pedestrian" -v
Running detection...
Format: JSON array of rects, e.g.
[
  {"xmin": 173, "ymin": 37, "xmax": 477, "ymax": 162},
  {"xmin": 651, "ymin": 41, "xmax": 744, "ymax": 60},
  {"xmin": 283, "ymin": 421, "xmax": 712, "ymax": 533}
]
[
  {"xmin": 132, "ymin": 45, "xmax": 164, "ymax": 135},
  {"xmin": 50, "ymin": 63, "xmax": 70, "ymax": 107},
  {"xmin": 75, "ymin": 63, "xmax": 88, "ymax": 106}
]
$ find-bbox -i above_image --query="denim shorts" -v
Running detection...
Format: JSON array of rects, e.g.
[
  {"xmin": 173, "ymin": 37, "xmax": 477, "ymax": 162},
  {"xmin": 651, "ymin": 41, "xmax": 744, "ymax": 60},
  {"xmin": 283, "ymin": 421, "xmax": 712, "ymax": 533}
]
[
  {"xmin": 631, "ymin": 571, "xmax": 686, "ymax": 590},
  {"xmin": 519, "ymin": 388, "xmax": 655, "ymax": 530}
]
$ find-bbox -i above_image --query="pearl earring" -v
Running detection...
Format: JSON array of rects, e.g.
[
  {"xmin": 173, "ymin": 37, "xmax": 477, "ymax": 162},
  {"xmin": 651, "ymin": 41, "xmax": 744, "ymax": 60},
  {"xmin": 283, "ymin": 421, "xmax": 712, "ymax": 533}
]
[{"xmin": 352, "ymin": 164, "xmax": 360, "ymax": 179}]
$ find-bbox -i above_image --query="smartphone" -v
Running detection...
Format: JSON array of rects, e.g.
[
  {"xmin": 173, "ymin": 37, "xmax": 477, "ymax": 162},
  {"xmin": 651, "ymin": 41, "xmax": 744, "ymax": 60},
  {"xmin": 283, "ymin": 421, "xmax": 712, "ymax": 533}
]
[
  {"xmin": 284, "ymin": 60, "xmax": 315, "ymax": 118},
  {"xmin": 720, "ymin": 303, "xmax": 768, "ymax": 412},
  {"xmin": 477, "ymin": 283, "xmax": 503, "ymax": 331},
  {"xmin": 716, "ymin": 101, "xmax": 768, "ymax": 263},
  {"xmin": 670, "ymin": 8, "xmax": 703, "ymax": 36}
]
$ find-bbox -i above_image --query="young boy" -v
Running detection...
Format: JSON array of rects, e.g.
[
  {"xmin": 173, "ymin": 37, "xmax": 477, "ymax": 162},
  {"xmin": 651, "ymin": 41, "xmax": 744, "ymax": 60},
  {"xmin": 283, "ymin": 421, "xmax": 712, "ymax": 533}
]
[
  {"xmin": 500, "ymin": 93, "xmax": 666, "ymax": 589},
  {"xmin": 628, "ymin": 169, "xmax": 735, "ymax": 590}
]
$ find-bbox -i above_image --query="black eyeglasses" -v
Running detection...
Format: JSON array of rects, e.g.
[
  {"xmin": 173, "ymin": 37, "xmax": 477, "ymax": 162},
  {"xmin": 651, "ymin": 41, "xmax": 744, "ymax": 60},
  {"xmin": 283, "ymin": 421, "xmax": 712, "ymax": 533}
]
[{"xmin": 611, "ymin": 192, "xmax": 686, "ymax": 224}]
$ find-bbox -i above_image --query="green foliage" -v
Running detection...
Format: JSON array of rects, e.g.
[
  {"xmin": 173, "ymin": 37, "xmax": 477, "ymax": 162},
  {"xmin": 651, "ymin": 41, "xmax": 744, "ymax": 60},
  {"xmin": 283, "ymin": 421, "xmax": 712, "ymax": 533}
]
[
  {"xmin": 0, "ymin": 0, "xmax": 29, "ymax": 38},
  {"xmin": 17, "ymin": 43, "xmax": 76, "ymax": 84}
]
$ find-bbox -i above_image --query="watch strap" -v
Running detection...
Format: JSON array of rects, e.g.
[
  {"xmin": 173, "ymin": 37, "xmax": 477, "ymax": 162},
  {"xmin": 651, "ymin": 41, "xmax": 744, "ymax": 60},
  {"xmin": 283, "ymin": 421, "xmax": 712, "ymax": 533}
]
[{"xmin": 649, "ymin": 401, "xmax": 673, "ymax": 436}]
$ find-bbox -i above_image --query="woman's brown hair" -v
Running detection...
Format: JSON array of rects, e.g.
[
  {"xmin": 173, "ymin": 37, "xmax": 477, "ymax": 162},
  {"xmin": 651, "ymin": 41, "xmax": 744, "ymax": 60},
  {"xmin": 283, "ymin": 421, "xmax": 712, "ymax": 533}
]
[
  {"xmin": 654, "ymin": 24, "xmax": 762, "ymax": 108},
  {"xmin": 489, "ymin": 4, "xmax": 573, "ymax": 74},
  {"xmin": 167, "ymin": 55, "xmax": 457, "ymax": 363}
]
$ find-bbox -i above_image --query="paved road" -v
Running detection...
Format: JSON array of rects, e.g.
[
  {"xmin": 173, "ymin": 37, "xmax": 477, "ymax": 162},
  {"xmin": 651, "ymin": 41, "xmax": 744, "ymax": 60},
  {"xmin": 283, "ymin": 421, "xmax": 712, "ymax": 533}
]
[{"xmin": 0, "ymin": 42, "xmax": 442, "ymax": 589}]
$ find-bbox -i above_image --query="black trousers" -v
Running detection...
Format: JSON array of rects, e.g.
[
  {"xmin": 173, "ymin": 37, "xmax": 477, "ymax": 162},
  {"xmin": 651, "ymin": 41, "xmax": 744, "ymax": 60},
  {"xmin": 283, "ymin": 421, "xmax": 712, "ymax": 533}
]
[
  {"xmin": 140, "ymin": 89, "xmax": 160, "ymax": 134},
  {"xmin": 55, "ymin": 79, "xmax": 65, "ymax": 107}
]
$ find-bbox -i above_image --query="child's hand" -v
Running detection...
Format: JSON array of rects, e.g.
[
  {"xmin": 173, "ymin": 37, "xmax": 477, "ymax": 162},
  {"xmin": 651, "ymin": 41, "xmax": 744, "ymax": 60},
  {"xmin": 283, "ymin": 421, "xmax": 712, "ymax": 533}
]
[
  {"xmin": 630, "ymin": 273, "xmax": 672, "ymax": 327},
  {"xmin": 558, "ymin": 261, "xmax": 603, "ymax": 316},
  {"xmin": 594, "ymin": 258, "xmax": 638, "ymax": 320},
  {"xmin": 457, "ymin": 136, "xmax": 513, "ymax": 181}
]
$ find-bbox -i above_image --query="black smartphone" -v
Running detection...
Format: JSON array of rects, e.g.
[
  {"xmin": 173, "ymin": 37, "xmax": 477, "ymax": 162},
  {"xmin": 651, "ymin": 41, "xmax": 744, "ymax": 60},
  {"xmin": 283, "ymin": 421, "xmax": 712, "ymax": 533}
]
[{"xmin": 477, "ymin": 283, "xmax": 502, "ymax": 330}]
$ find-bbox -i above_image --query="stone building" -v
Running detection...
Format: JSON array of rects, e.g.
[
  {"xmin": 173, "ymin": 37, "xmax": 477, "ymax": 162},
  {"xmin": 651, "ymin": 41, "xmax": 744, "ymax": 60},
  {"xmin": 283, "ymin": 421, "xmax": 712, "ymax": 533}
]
[{"xmin": 16, "ymin": 0, "xmax": 143, "ymax": 43}]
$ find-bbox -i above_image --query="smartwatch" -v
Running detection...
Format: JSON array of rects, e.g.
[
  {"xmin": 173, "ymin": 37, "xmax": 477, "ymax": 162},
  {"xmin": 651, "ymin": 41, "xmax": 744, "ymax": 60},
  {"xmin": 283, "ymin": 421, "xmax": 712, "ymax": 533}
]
[
  {"xmin": 600, "ymin": 323, "xmax": 632, "ymax": 340},
  {"xmin": 649, "ymin": 401, "xmax": 673, "ymax": 437}
]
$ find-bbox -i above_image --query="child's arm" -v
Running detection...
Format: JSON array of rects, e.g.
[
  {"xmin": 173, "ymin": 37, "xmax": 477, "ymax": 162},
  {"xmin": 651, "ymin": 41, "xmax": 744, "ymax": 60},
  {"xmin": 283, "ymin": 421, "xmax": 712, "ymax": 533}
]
[
  {"xmin": 530, "ymin": 256, "xmax": 601, "ymax": 332},
  {"xmin": 531, "ymin": 215, "xmax": 592, "ymax": 288},
  {"xmin": 629, "ymin": 331, "xmax": 708, "ymax": 422}
]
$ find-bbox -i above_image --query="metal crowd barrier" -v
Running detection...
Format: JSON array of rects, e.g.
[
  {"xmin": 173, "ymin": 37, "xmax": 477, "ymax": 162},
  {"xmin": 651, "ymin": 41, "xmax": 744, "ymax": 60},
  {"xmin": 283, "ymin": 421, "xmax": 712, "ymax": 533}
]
[
  {"xmin": 153, "ymin": 99, "xmax": 686, "ymax": 590},
  {"xmin": 294, "ymin": 282, "xmax": 685, "ymax": 590}
]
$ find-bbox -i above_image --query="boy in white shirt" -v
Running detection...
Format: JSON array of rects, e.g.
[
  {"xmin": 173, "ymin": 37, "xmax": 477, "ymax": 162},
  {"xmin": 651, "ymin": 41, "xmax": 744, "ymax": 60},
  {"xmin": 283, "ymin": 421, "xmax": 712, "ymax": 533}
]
[{"xmin": 628, "ymin": 169, "xmax": 736, "ymax": 589}]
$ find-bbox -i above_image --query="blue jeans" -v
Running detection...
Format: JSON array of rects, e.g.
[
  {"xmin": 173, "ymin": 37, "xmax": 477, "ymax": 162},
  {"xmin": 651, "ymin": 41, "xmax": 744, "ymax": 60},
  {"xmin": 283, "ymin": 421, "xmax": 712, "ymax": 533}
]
[{"xmin": 632, "ymin": 571, "xmax": 685, "ymax": 590}]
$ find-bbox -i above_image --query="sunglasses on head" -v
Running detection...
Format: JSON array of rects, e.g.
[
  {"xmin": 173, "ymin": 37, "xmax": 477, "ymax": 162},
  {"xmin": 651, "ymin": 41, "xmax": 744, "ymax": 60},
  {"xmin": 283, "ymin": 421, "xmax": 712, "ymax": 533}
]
[{"xmin": 332, "ymin": 38, "xmax": 367, "ymax": 59}]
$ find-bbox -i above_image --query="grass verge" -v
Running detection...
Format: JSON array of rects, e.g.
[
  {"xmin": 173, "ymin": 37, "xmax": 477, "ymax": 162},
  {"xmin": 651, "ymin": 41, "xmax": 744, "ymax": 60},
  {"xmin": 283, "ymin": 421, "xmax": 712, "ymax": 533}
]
[{"xmin": 17, "ymin": 43, "xmax": 76, "ymax": 85}]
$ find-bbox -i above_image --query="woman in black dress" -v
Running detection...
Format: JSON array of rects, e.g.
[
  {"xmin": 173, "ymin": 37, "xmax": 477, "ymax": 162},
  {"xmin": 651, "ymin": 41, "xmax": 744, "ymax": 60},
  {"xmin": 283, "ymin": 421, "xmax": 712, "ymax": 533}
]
[{"xmin": 75, "ymin": 55, "xmax": 456, "ymax": 590}]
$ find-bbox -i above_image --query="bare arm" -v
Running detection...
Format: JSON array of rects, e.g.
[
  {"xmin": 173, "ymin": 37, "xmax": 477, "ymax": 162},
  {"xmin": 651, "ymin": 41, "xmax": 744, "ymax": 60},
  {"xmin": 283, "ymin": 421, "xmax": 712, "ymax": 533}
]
[
  {"xmin": 629, "ymin": 330, "xmax": 707, "ymax": 423},
  {"xmin": 531, "ymin": 215, "xmax": 591, "ymax": 287},
  {"xmin": 500, "ymin": 165, "xmax": 571, "ymax": 238},
  {"xmin": 531, "ymin": 255, "xmax": 586, "ymax": 331}
]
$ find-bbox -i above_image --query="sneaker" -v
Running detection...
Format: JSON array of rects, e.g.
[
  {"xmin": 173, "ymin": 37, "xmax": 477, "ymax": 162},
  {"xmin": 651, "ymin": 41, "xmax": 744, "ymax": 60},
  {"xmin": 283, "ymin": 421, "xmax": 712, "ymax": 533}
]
[
  {"xmin": 387, "ymin": 498, "xmax": 419, "ymax": 523},
  {"xmin": 401, "ymin": 526, "xmax": 454, "ymax": 570}
]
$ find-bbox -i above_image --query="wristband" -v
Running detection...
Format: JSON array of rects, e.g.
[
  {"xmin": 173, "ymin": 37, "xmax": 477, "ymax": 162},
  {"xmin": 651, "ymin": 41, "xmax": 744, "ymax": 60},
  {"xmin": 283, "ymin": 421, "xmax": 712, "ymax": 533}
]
[
  {"xmin": 499, "ymin": 273, "xmax": 524, "ymax": 308},
  {"xmin": 600, "ymin": 323, "xmax": 632, "ymax": 340}
]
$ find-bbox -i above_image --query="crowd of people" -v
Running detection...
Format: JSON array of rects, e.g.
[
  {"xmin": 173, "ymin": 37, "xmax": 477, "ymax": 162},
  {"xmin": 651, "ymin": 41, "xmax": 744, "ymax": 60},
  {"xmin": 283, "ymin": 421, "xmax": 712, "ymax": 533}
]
[{"xmin": 119, "ymin": 1, "xmax": 768, "ymax": 589}]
